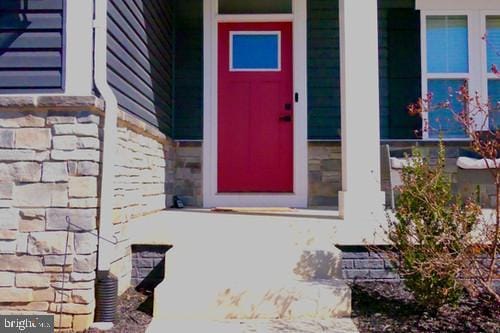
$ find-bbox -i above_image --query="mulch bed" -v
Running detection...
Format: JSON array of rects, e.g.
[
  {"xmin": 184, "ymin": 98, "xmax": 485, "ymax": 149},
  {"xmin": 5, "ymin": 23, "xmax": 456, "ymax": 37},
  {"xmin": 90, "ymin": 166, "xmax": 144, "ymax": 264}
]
[
  {"xmin": 352, "ymin": 282, "xmax": 500, "ymax": 333},
  {"xmin": 89, "ymin": 283, "xmax": 499, "ymax": 333}
]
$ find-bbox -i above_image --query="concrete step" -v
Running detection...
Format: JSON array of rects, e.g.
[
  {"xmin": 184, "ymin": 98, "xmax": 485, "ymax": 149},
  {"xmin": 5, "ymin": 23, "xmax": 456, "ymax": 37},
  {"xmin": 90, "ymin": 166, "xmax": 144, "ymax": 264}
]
[
  {"xmin": 155, "ymin": 212, "xmax": 345, "ymax": 283},
  {"xmin": 131, "ymin": 211, "xmax": 352, "ymax": 325},
  {"xmin": 153, "ymin": 278, "xmax": 351, "ymax": 320},
  {"xmin": 146, "ymin": 318, "xmax": 359, "ymax": 333}
]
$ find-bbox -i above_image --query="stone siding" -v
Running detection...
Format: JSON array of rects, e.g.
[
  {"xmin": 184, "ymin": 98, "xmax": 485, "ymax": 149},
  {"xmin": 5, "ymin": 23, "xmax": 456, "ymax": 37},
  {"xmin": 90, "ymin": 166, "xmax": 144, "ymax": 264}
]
[
  {"xmin": 109, "ymin": 113, "xmax": 176, "ymax": 295},
  {"xmin": 308, "ymin": 142, "xmax": 342, "ymax": 207},
  {"xmin": 340, "ymin": 247, "xmax": 399, "ymax": 282},
  {"xmin": 308, "ymin": 141, "xmax": 496, "ymax": 209},
  {"xmin": 388, "ymin": 141, "xmax": 497, "ymax": 209},
  {"xmin": 131, "ymin": 245, "xmax": 171, "ymax": 290},
  {"xmin": 164, "ymin": 141, "xmax": 494, "ymax": 209},
  {"xmin": 0, "ymin": 100, "xmax": 102, "ymax": 331},
  {"xmin": 174, "ymin": 142, "xmax": 202, "ymax": 207},
  {"xmin": 341, "ymin": 248, "xmax": 500, "ymax": 290},
  {"xmin": 0, "ymin": 98, "xmax": 175, "ymax": 331}
]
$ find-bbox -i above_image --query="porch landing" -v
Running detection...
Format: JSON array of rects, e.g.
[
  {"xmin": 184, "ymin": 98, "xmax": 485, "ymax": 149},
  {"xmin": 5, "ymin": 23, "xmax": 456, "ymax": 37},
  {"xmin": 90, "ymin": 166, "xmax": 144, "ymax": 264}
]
[
  {"xmin": 130, "ymin": 209, "xmax": 363, "ymax": 332},
  {"xmin": 130, "ymin": 208, "xmax": 390, "ymax": 246}
]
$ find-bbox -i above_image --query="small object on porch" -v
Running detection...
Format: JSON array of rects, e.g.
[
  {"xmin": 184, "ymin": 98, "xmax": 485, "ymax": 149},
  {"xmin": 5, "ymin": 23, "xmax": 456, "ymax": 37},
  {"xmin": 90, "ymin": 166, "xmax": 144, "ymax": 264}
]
[
  {"xmin": 211, "ymin": 207, "xmax": 296, "ymax": 214},
  {"xmin": 172, "ymin": 196, "xmax": 184, "ymax": 209}
]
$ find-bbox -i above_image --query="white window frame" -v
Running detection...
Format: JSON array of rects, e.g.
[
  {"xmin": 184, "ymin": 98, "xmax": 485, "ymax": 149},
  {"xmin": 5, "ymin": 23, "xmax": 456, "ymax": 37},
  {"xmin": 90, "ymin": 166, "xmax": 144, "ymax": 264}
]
[
  {"xmin": 420, "ymin": 10, "xmax": 482, "ymax": 139},
  {"xmin": 418, "ymin": 0, "xmax": 500, "ymax": 139},
  {"xmin": 229, "ymin": 31, "xmax": 282, "ymax": 71},
  {"xmin": 481, "ymin": 11, "xmax": 500, "ymax": 129}
]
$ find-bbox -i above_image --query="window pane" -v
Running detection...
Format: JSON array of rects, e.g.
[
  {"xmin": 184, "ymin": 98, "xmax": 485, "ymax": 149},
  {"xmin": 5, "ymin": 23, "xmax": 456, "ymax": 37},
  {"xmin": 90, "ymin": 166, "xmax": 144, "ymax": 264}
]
[
  {"xmin": 427, "ymin": 16, "xmax": 469, "ymax": 73},
  {"xmin": 428, "ymin": 79, "xmax": 467, "ymax": 138},
  {"xmin": 488, "ymin": 79, "xmax": 500, "ymax": 130},
  {"xmin": 231, "ymin": 33, "xmax": 279, "ymax": 70},
  {"xmin": 486, "ymin": 16, "xmax": 500, "ymax": 73},
  {"xmin": 219, "ymin": 0, "xmax": 292, "ymax": 14}
]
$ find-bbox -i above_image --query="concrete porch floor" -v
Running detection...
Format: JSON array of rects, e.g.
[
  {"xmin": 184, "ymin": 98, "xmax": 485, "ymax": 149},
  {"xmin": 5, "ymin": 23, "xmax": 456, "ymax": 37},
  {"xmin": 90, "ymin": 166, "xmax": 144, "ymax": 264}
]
[{"xmin": 130, "ymin": 208, "xmax": 390, "ymax": 247}]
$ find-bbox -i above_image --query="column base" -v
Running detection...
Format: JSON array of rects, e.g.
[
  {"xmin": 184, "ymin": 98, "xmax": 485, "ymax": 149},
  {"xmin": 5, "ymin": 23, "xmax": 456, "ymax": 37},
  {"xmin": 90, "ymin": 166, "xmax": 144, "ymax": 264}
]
[
  {"xmin": 337, "ymin": 190, "xmax": 388, "ymax": 244},
  {"xmin": 339, "ymin": 190, "xmax": 387, "ymax": 226}
]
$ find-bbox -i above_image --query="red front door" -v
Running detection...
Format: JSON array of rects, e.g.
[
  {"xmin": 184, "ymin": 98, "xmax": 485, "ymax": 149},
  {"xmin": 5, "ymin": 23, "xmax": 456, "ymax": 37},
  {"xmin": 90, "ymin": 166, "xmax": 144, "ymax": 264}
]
[{"xmin": 218, "ymin": 22, "xmax": 293, "ymax": 192}]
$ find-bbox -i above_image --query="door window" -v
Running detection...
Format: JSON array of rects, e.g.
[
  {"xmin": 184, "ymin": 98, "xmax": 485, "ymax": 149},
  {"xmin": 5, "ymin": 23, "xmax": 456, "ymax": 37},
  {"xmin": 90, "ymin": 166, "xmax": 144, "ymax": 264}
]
[{"xmin": 230, "ymin": 32, "xmax": 280, "ymax": 71}]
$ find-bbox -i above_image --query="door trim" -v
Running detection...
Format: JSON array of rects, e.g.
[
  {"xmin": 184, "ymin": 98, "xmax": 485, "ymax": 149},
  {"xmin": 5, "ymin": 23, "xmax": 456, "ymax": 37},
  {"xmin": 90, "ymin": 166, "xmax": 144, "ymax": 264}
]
[{"xmin": 203, "ymin": 0, "xmax": 308, "ymax": 208}]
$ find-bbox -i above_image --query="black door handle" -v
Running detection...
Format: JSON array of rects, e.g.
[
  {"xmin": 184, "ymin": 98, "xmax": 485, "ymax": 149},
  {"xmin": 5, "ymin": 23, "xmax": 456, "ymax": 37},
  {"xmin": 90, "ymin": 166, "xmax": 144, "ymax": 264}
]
[{"xmin": 279, "ymin": 115, "xmax": 292, "ymax": 122}]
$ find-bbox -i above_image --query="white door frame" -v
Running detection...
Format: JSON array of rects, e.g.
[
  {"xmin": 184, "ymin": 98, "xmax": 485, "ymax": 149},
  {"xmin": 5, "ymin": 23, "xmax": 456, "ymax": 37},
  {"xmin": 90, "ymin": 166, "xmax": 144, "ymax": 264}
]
[{"xmin": 202, "ymin": 0, "xmax": 308, "ymax": 208}]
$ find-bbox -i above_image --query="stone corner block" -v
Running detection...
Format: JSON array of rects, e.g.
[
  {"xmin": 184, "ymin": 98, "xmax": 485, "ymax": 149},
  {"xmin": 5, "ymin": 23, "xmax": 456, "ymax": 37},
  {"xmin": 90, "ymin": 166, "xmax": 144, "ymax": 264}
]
[
  {"xmin": 16, "ymin": 273, "xmax": 51, "ymax": 288},
  {"xmin": 28, "ymin": 232, "xmax": 74, "ymax": 255},
  {"xmin": 42, "ymin": 162, "xmax": 69, "ymax": 182},
  {"xmin": 68, "ymin": 177, "xmax": 97, "ymax": 198},
  {"xmin": 0, "ymin": 208, "xmax": 18, "ymax": 229},
  {"xmin": 0, "ymin": 255, "xmax": 44, "ymax": 272},
  {"xmin": 46, "ymin": 209, "xmax": 97, "ymax": 232},
  {"xmin": 0, "ymin": 287, "xmax": 33, "ymax": 302},
  {"xmin": 13, "ymin": 183, "xmax": 68, "ymax": 207},
  {"xmin": 8, "ymin": 162, "xmax": 42, "ymax": 182},
  {"xmin": 0, "ymin": 129, "xmax": 14, "ymax": 148},
  {"xmin": 15, "ymin": 128, "xmax": 51, "ymax": 150}
]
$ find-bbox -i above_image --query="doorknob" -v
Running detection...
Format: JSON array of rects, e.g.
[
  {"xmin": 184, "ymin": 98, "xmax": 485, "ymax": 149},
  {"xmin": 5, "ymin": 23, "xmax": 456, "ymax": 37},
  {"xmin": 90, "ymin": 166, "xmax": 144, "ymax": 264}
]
[{"xmin": 279, "ymin": 115, "xmax": 292, "ymax": 122}]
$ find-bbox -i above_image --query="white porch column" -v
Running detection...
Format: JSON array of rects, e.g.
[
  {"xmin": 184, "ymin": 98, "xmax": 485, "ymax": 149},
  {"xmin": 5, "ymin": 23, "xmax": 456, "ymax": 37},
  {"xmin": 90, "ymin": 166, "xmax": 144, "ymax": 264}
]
[{"xmin": 338, "ymin": 0, "xmax": 385, "ymax": 225}]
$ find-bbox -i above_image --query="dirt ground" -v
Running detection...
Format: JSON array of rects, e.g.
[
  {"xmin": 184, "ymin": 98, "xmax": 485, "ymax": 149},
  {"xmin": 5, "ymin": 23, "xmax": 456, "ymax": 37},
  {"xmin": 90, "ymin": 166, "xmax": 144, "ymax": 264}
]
[{"xmin": 351, "ymin": 282, "xmax": 500, "ymax": 333}]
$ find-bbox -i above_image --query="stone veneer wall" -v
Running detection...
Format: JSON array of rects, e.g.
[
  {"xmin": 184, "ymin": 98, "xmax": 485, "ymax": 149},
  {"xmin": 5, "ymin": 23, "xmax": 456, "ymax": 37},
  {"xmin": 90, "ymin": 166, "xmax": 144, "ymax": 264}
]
[
  {"xmin": 308, "ymin": 142, "xmax": 342, "ymax": 207},
  {"xmin": 0, "ymin": 97, "xmax": 175, "ymax": 332},
  {"xmin": 389, "ymin": 141, "xmax": 496, "ymax": 209},
  {"xmin": 131, "ymin": 245, "xmax": 171, "ymax": 289},
  {"xmin": 166, "ymin": 142, "xmax": 343, "ymax": 208},
  {"xmin": 165, "ymin": 141, "xmax": 494, "ymax": 209},
  {"xmin": 174, "ymin": 141, "xmax": 202, "ymax": 207},
  {"xmin": 0, "ymin": 97, "xmax": 103, "ymax": 332},
  {"xmin": 308, "ymin": 141, "xmax": 496, "ymax": 209},
  {"xmin": 340, "ymin": 247, "xmax": 399, "ymax": 281},
  {"xmin": 341, "ymin": 247, "xmax": 500, "ymax": 288},
  {"xmin": 110, "ymin": 112, "xmax": 175, "ymax": 294}
]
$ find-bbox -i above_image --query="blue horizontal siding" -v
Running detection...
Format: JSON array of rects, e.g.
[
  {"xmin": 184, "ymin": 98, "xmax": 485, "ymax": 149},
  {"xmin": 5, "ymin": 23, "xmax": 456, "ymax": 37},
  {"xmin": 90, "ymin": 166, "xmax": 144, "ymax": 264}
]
[
  {"xmin": 171, "ymin": 0, "xmax": 421, "ymax": 140},
  {"xmin": 173, "ymin": 0, "xmax": 203, "ymax": 140},
  {"xmin": 307, "ymin": 0, "xmax": 340, "ymax": 140},
  {"xmin": 107, "ymin": 0, "xmax": 174, "ymax": 135},
  {"xmin": 0, "ymin": 0, "xmax": 64, "ymax": 93},
  {"xmin": 0, "ymin": 0, "xmax": 62, "ymax": 11},
  {"xmin": 307, "ymin": 0, "xmax": 420, "ymax": 140}
]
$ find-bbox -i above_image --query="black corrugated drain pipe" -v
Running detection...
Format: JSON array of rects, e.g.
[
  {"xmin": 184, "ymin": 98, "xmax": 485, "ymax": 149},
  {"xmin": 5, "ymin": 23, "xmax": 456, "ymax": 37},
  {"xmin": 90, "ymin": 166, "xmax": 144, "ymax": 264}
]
[{"xmin": 94, "ymin": 272, "xmax": 118, "ymax": 323}]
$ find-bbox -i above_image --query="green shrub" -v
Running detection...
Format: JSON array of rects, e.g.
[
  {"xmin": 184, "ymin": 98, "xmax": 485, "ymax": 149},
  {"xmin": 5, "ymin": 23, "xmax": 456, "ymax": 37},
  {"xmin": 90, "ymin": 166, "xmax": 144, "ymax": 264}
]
[{"xmin": 389, "ymin": 142, "xmax": 481, "ymax": 309}]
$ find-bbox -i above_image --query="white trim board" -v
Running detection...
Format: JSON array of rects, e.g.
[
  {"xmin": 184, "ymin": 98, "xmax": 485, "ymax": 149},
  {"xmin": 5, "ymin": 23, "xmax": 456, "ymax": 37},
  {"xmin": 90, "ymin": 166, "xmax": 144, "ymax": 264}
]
[
  {"xmin": 420, "ymin": 9, "xmax": 500, "ymax": 137},
  {"xmin": 417, "ymin": 0, "xmax": 500, "ymax": 11},
  {"xmin": 202, "ymin": 0, "xmax": 308, "ymax": 208},
  {"xmin": 3, "ymin": 0, "xmax": 94, "ymax": 97}
]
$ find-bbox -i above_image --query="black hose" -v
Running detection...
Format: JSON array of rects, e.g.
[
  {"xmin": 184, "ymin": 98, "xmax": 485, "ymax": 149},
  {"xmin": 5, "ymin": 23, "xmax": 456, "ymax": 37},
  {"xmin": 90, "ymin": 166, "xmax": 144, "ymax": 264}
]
[{"xmin": 95, "ymin": 272, "xmax": 118, "ymax": 323}]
